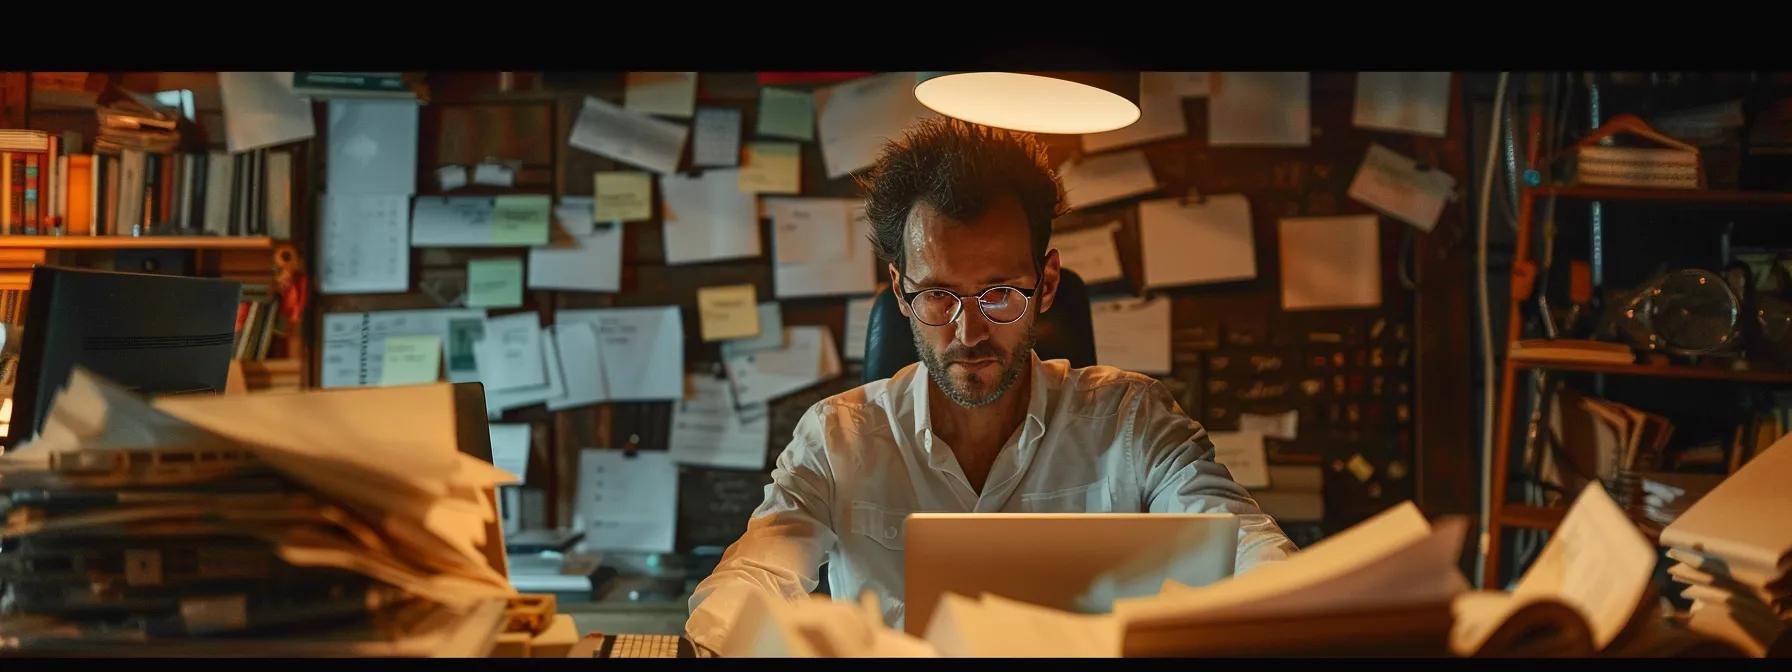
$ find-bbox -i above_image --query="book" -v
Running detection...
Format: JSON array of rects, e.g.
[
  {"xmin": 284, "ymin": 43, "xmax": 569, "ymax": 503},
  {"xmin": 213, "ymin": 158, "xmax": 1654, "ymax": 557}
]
[
  {"xmin": 64, "ymin": 155, "xmax": 93, "ymax": 235},
  {"xmin": 0, "ymin": 130, "xmax": 50, "ymax": 152},
  {"xmin": 290, "ymin": 72, "xmax": 414, "ymax": 99},
  {"xmin": 103, "ymin": 155, "xmax": 121, "ymax": 236},
  {"xmin": 23, "ymin": 153, "xmax": 39, "ymax": 232},
  {"xmin": 266, "ymin": 150, "xmax": 292, "ymax": 240},
  {"xmin": 3, "ymin": 151, "xmax": 15, "ymax": 233},
  {"xmin": 116, "ymin": 150, "xmax": 145, "ymax": 235},
  {"xmin": 203, "ymin": 151, "xmax": 232, "ymax": 236}
]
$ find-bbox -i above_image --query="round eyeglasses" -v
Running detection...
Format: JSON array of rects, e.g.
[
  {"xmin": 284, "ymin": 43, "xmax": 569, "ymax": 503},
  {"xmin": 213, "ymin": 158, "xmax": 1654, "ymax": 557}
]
[{"xmin": 900, "ymin": 274, "xmax": 1041, "ymax": 327}]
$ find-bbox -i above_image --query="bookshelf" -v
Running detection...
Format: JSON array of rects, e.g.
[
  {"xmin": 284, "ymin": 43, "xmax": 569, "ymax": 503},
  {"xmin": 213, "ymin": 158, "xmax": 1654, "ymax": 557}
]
[{"xmin": 0, "ymin": 236, "xmax": 273, "ymax": 250}]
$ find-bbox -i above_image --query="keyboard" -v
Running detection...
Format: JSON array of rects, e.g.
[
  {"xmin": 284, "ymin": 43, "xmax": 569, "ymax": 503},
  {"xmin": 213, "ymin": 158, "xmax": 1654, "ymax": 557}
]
[{"xmin": 587, "ymin": 633, "xmax": 696, "ymax": 658}]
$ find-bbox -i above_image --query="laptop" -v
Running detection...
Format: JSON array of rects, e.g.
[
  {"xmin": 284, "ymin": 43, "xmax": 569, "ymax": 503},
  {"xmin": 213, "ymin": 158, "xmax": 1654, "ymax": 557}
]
[{"xmin": 903, "ymin": 513, "xmax": 1239, "ymax": 636}]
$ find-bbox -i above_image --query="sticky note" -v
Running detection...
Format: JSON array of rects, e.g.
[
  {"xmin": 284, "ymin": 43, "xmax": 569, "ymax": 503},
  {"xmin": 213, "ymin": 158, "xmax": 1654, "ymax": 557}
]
[
  {"xmin": 738, "ymin": 142, "xmax": 801, "ymax": 194},
  {"xmin": 472, "ymin": 162, "xmax": 516, "ymax": 187},
  {"xmin": 758, "ymin": 88, "xmax": 816, "ymax": 141},
  {"xmin": 436, "ymin": 165, "xmax": 468, "ymax": 191},
  {"xmin": 594, "ymin": 171, "xmax": 653, "ymax": 223},
  {"xmin": 380, "ymin": 335, "xmax": 441, "ymax": 386},
  {"xmin": 467, "ymin": 257, "xmax": 524, "ymax": 308},
  {"xmin": 696, "ymin": 284, "xmax": 761, "ymax": 341},
  {"xmin": 491, "ymin": 195, "xmax": 551, "ymax": 245}
]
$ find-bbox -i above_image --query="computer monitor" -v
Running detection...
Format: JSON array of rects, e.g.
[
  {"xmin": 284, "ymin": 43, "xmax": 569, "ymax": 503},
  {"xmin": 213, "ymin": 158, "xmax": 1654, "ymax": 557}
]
[
  {"xmin": 903, "ymin": 512, "xmax": 1240, "ymax": 636},
  {"xmin": 4, "ymin": 265, "xmax": 240, "ymax": 446}
]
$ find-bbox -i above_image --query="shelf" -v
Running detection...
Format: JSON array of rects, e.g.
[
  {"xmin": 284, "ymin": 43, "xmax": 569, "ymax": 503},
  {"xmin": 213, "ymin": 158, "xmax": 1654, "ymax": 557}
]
[
  {"xmin": 1529, "ymin": 185, "xmax": 1792, "ymax": 207},
  {"xmin": 1509, "ymin": 357, "xmax": 1792, "ymax": 384},
  {"xmin": 1499, "ymin": 504, "xmax": 1566, "ymax": 531},
  {"xmin": 0, "ymin": 236, "xmax": 274, "ymax": 250}
]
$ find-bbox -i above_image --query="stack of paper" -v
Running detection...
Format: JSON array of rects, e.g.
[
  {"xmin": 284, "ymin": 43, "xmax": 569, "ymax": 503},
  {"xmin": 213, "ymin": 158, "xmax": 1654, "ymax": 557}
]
[
  {"xmin": 765, "ymin": 198, "xmax": 878, "ymax": 299},
  {"xmin": 0, "ymin": 368, "xmax": 515, "ymax": 653},
  {"xmin": 720, "ymin": 591, "xmax": 938, "ymax": 657},
  {"xmin": 1543, "ymin": 386, "xmax": 1674, "ymax": 506},
  {"xmin": 1663, "ymin": 434, "xmax": 1792, "ymax": 656}
]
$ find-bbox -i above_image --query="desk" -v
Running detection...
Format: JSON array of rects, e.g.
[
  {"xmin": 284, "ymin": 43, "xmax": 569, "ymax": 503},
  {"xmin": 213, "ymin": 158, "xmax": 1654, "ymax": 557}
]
[{"xmin": 564, "ymin": 601, "xmax": 688, "ymax": 637}]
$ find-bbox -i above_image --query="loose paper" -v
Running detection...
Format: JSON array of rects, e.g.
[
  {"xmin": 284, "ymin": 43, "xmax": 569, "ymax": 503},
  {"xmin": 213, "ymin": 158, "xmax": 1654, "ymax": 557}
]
[
  {"xmin": 528, "ymin": 220, "xmax": 623, "ymax": 293},
  {"xmin": 1060, "ymin": 149, "xmax": 1157, "ymax": 211},
  {"xmin": 320, "ymin": 309, "xmax": 483, "ymax": 388},
  {"xmin": 844, "ymin": 296, "xmax": 876, "ymax": 361},
  {"xmin": 1053, "ymin": 222, "xmax": 1125, "ymax": 285},
  {"xmin": 488, "ymin": 423, "xmax": 531, "ymax": 483},
  {"xmin": 486, "ymin": 327, "xmax": 567, "ymax": 418},
  {"xmin": 693, "ymin": 107, "xmax": 744, "ymax": 167},
  {"xmin": 576, "ymin": 448, "xmax": 678, "ymax": 554},
  {"xmin": 379, "ymin": 335, "xmax": 441, "ymax": 386},
  {"xmin": 568, "ymin": 95, "xmax": 690, "ymax": 175},
  {"xmin": 1210, "ymin": 72, "xmax": 1310, "ymax": 147},
  {"xmin": 659, "ymin": 169, "xmax": 762, "ymax": 265},
  {"xmin": 721, "ymin": 303, "xmax": 786, "ymax": 358},
  {"xmin": 319, "ymin": 193, "xmax": 411, "ymax": 294},
  {"xmin": 594, "ymin": 171, "xmax": 654, "ymax": 223},
  {"xmin": 669, "ymin": 374, "xmax": 771, "ymax": 471},
  {"xmin": 1239, "ymin": 410, "xmax": 1299, "ymax": 441},
  {"xmin": 1138, "ymin": 195, "xmax": 1257, "ymax": 289},
  {"xmin": 726, "ymin": 325, "xmax": 842, "ymax": 406},
  {"xmin": 546, "ymin": 322, "xmax": 607, "ymax": 411},
  {"xmin": 491, "ymin": 195, "xmax": 552, "ymax": 246},
  {"xmin": 475, "ymin": 312, "xmax": 546, "ymax": 392},
  {"xmin": 218, "ymin": 72, "xmax": 316, "ymax": 154},
  {"xmin": 766, "ymin": 198, "xmax": 877, "ymax": 299},
  {"xmin": 471, "ymin": 162, "xmax": 515, "ymax": 187},
  {"xmin": 326, "ymin": 98, "xmax": 420, "ymax": 195},
  {"xmin": 465, "ymin": 257, "xmax": 523, "ymax": 308},
  {"xmin": 816, "ymin": 73, "xmax": 938, "ymax": 178},
  {"xmin": 1091, "ymin": 296, "xmax": 1172, "ymax": 375},
  {"xmin": 624, "ymin": 72, "xmax": 698, "ymax": 119},
  {"xmin": 1347, "ymin": 143, "xmax": 1457, "ymax": 232},
  {"xmin": 1279, "ymin": 215, "xmax": 1382, "ymax": 310},
  {"xmin": 436, "ymin": 165, "xmax": 469, "ymax": 192},
  {"xmin": 1354, "ymin": 72, "xmax": 1452, "ymax": 138},
  {"xmin": 771, "ymin": 195, "xmax": 848, "ymax": 265},
  {"xmin": 557, "ymin": 307, "xmax": 685, "ymax": 401},
  {"xmin": 1082, "ymin": 73, "xmax": 1188, "ymax": 153},
  {"xmin": 553, "ymin": 195, "xmax": 597, "ymax": 237},
  {"xmin": 1208, "ymin": 430, "xmax": 1270, "ymax": 489},
  {"xmin": 738, "ymin": 142, "xmax": 802, "ymax": 194}
]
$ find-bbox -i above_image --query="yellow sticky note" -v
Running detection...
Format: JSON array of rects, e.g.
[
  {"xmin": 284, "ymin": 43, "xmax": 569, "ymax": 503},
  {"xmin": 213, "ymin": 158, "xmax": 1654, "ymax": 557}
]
[
  {"xmin": 696, "ymin": 284, "xmax": 761, "ymax": 342},
  {"xmin": 491, "ymin": 195, "xmax": 551, "ymax": 245},
  {"xmin": 738, "ymin": 142, "xmax": 801, "ymax": 195},
  {"xmin": 380, "ymin": 335, "xmax": 441, "ymax": 386},
  {"xmin": 757, "ymin": 88, "xmax": 815, "ymax": 141},
  {"xmin": 467, "ymin": 257, "xmax": 524, "ymax": 308},
  {"xmin": 594, "ymin": 171, "xmax": 653, "ymax": 223}
]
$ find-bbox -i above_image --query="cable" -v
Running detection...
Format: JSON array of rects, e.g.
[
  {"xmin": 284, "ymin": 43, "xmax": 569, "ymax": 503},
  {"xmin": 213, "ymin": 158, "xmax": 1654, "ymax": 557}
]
[{"xmin": 1475, "ymin": 72, "xmax": 1512, "ymax": 588}]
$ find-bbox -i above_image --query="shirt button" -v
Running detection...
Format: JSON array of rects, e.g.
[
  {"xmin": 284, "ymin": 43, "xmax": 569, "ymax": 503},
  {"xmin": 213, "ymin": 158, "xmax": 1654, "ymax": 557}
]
[{"xmin": 884, "ymin": 528, "xmax": 896, "ymax": 539}]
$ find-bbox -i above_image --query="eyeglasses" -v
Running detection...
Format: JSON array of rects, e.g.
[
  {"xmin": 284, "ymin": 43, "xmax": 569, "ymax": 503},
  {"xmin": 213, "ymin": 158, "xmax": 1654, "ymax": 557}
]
[{"xmin": 899, "ymin": 273, "xmax": 1042, "ymax": 327}]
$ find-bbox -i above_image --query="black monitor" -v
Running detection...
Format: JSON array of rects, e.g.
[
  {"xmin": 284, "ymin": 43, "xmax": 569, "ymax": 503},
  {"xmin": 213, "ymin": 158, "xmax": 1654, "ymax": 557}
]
[{"xmin": 4, "ymin": 265, "xmax": 241, "ymax": 446}]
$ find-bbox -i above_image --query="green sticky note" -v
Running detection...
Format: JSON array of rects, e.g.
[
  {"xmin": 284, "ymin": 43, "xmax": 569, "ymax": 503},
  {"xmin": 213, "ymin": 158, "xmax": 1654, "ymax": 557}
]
[
  {"xmin": 380, "ymin": 335, "xmax": 442, "ymax": 386},
  {"xmin": 491, "ymin": 195, "xmax": 552, "ymax": 245},
  {"xmin": 467, "ymin": 257, "xmax": 524, "ymax": 308},
  {"xmin": 757, "ymin": 88, "xmax": 815, "ymax": 141}
]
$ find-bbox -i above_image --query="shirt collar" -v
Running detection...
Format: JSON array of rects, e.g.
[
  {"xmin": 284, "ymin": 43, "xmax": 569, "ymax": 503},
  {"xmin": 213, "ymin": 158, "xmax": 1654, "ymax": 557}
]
[{"xmin": 905, "ymin": 351, "xmax": 1052, "ymax": 452}]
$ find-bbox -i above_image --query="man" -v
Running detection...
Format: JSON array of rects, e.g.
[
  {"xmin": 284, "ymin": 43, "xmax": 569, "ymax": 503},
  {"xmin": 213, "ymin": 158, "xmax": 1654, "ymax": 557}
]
[{"xmin": 686, "ymin": 118, "xmax": 1297, "ymax": 651}]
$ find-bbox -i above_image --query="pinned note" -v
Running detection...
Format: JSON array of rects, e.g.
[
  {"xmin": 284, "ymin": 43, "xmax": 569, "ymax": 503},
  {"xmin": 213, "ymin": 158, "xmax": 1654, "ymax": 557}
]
[
  {"xmin": 1082, "ymin": 73, "xmax": 1188, "ymax": 153},
  {"xmin": 1347, "ymin": 143, "xmax": 1457, "ymax": 232},
  {"xmin": 1060, "ymin": 149, "xmax": 1157, "ymax": 211},
  {"xmin": 436, "ymin": 165, "xmax": 469, "ymax": 192},
  {"xmin": 379, "ymin": 335, "xmax": 441, "ymax": 386},
  {"xmin": 721, "ymin": 303, "xmax": 786, "ymax": 358},
  {"xmin": 697, "ymin": 284, "xmax": 762, "ymax": 342},
  {"xmin": 1239, "ymin": 410, "xmax": 1299, "ymax": 441},
  {"xmin": 491, "ymin": 195, "xmax": 551, "ymax": 245},
  {"xmin": 319, "ymin": 193, "xmax": 410, "ymax": 294},
  {"xmin": 557, "ymin": 306, "xmax": 684, "ymax": 402},
  {"xmin": 576, "ymin": 448, "xmax": 678, "ymax": 553},
  {"xmin": 1208, "ymin": 430, "xmax": 1270, "ymax": 489},
  {"xmin": 1138, "ymin": 195, "xmax": 1256, "ymax": 289},
  {"xmin": 726, "ymin": 325, "xmax": 843, "ymax": 406},
  {"xmin": 1053, "ymin": 222, "xmax": 1125, "ymax": 285},
  {"xmin": 475, "ymin": 312, "xmax": 546, "ymax": 392},
  {"xmin": 693, "ymin": 107, "xmax": 743, "ymax": 167},
  {"xmin": 624, "ymin": 72, "xmax": 698, "ymax": 119},
  {"xmin": 546, "ymin": 322, "xmax": 607, "ymax": 411},
  {"xmin": 594, "ymin": 171, "xmax": 653, "ymax": 223},
  {"xmin": 670, "ymin": 374, "xmax": 771, "ymax": 471},
  {"xmin": 816, "ymin": 73, "xmax": 938, "ymax": 178},
  {"xmin": 465, "ymin": 257, "xmax": 523, "ymax": 308},
  {"xmin": 219, "ymin": 72, "xmax": 317, "ymax": 155},
  {"xmin": 487, "ymin": 327, "xmax": 567, "ymax": 418},
  {"xmin": 1354, "ymin": 72, "xmax": 1452, "ymax": 138},
  {"xmin": 738, "ymin": 142, "xmax": 802, "ymax": 194},
  {"xmin": 770, "ymin": 195, "xmax": 848, "ymax": 264},
  {"xmin": 758, "ymin": 88, "xmax": 816, "ymax": 141},
  {"xmin": 1210, "ymin": 72, "xmax": 1310, "ymax": 147},
  {"xmin": 660, "ymin": 170, "xmax": 761, "ymax": 265},
  {"xmin": 1091, "ymin": 296, "xmax": 1172, "ymax": 375},
  {"xmin": 553, "ymin": 195, "xmax": 597, "ymax": 237},
  {"xmin": 1280, "ymin": 215, "xmax": 1382, "ymax": 310},
  {"xmin": 325, "ymin": 99, "xmax": 419, "ymax": 196},
  {"xmin": 488, "ymin": 423, "xmax": 532, "ymax": 482},
  {"xmin": 568, "ymin": 95, "xmax": 689, "ymax": 175},
  {"xmin": 766, "ymin": 198, "xmax": 877, "ymax": 299},
  {"xmin": 472, "ymin": 162, "xmax": 516, "ymax": 187},
  {"xmin": 528, "ymin": 220, "xmax": 622, "ymax": 293}
]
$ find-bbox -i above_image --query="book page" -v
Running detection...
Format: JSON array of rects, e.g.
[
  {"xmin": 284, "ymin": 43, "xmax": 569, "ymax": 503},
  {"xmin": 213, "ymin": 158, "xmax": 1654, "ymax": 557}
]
[{"xmin": 1507, "ymin": 483, "xmax": 1657, "ymax": 649}]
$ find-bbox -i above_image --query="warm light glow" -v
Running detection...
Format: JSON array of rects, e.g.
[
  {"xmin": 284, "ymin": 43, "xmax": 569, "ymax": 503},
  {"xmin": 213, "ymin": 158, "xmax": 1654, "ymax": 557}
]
[{"xmin": 914, "ymin": 73, "xmax": 1141, "ymax": 135}]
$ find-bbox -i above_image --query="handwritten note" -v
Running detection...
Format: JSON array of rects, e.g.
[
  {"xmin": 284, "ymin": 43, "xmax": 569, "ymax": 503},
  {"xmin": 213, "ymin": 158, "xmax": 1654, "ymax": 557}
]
[
  {"xmin": 491, "ymin": 195, "xmax": 551, "ymax": 245},
  {"xmin": 378, "ymin": 335, "xmax": 441, "ymax": 386},
  {"xmin": 576, "ymin": 448, "xmax": 678, "ymax": 553},
  {"xmin": 1091, "ymin": 296, "xmax": 1172, "ymax": 375},
  {"xmin": 758, "ymin": 88, "xmax": 817, "ymax": 141},
  {"xmin": 816, "ymin": 73, "xmax": 938, "ymax": 178},
  {"xmin": 1347, "ymin": 143, "xmax": 1457, "ymax": 232},
  {"xmin": 594, "ymin": 171, "xmax": 653, "ymax": 223},
  {"xmin": 1060, "ymin": 149, "xmax": 1157, "ymax": 211},
  {"xmin": 466, "ymin": 257, "xmax": 524, "ymax": 308},
  {"xmin": 319, "ymin": 193, "xmax": 410, "ymax": 294},
  {"xmin": 557, "ymin": 306, "xmax": 685, "ymax": 401},
  {"xmin": 568, "ymin": 95, "xmax": 689, "ymax": 175},
  {"xmin": 475, "ymin": 312, "xmax": 546, "ymax": 392},
  {"xmin": 693, "ymin": 107, "xmax": 743, "ymax": 167},
  {"xmin": 738, "ymin": 142, "xmax": 802, "ymax": 195},
  {"xmin": 669, "ymin": 374, "xmax": 771, "ymax": 471},
  {"xmin": 1208, "ymin": 430, "xmax": 1270, "ymax": 489},
  {"xmin": 771, "ymin": 195, "xmax": 848, "ymax": 264},
  {"xmin": 766, "ymin": 198, "xmax": 877, "ymax": 299},
  {"xmin": 660, "ymin": 170, "xmax": 761, "ymax": 265},
  {"xmin": 697, "ymin": 284, "xmax": 762, "ymax": 342},
  {"xmin": 1053, "ymin": 222, "xmax": 1125, "ymax": 285},
  {"xmin": 1138, "ymin": 195, "xmax": 1256, "ymax": 289}
]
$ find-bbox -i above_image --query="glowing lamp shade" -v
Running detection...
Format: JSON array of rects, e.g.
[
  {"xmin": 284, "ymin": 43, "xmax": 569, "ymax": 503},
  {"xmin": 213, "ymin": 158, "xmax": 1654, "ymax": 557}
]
[{"xmin": 913, "ymin": 72, "xmax": 1141, "ymax": 135}]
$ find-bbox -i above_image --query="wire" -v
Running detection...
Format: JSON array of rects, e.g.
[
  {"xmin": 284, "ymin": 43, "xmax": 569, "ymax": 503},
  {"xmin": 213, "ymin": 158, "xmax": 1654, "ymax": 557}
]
[{"xmin": 1475, "ymin": 72, "xmax": 1512, "ymax": 588}]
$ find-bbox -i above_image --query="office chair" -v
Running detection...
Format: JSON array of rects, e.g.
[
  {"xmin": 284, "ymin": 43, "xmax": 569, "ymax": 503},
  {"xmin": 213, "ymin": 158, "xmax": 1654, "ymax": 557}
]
[{"xmin": 862, "ymin": 269, "xmax": 1096, "ymax": 383}]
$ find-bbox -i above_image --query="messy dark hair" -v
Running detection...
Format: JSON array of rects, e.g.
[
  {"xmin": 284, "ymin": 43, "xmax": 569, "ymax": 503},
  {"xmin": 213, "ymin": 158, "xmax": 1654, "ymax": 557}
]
[{"xmin": 857, "ymin": 118, "xmax": 1066, "ymax": 275}]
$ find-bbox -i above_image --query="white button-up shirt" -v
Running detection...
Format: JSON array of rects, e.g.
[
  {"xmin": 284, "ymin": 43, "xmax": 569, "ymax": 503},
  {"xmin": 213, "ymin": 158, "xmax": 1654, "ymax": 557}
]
[{"xmin": 685, "ymin": 354, "xmax": 1298, "ymax": 651}]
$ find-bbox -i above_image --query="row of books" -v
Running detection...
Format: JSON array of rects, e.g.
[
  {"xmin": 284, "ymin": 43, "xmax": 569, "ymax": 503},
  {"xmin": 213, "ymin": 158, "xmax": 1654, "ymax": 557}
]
[
  {"xmin": 0, "ymin": 289, "xmax": 26, "ymax": 326},
  {"xmin": 234, "ymin": 284, "xmax": 283, "ymax": 362},
  {"xmin": 0, "ymin": 129, "xmax": 292, "ymax": 239}
]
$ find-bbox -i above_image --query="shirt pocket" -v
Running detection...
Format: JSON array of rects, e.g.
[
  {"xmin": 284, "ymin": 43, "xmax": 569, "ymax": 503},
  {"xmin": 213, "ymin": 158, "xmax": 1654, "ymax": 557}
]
[
  {"xmin": 849, "ymin": 501, "xmax": 911, "ymax": 550},
  {"xmin": 1018, "ymin": 480, "xmax": 1111, "ymax": 513}
]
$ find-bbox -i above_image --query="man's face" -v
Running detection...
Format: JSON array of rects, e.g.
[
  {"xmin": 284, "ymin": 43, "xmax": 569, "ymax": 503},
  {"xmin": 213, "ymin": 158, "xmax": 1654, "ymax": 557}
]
[{"xmin": 891, "ymin": 196, "xmax": 1060, "ymax": 408}]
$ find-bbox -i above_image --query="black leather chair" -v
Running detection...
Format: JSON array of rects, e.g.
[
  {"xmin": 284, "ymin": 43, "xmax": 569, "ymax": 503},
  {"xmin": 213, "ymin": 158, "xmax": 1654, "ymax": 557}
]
[{"xmin": 862, "ymin": 269, "xmax": 1097, "ymax": 383}]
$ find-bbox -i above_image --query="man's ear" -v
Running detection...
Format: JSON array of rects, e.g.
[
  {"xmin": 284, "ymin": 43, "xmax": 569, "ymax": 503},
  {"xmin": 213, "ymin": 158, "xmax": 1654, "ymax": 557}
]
[
  {"xmin": 887, "ymin": 263, "xmax": 910, "ymax": 317},
  {"xmin": 1037, "ymin": 249, "xmax": 1062, "ymax": 315}
]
